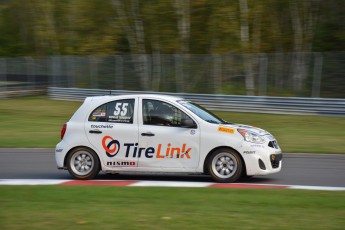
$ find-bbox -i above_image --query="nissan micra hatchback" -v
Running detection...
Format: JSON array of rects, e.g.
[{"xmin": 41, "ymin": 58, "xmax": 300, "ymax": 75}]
[{"xmin": 56, "ymin": 94, "xmax": 282, "ymax": 182}]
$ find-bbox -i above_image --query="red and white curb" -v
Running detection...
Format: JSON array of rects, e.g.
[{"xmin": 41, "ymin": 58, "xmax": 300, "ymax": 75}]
[{"xmin": 0, "ymin": 179, "xmax": 345, "ymax": 191}]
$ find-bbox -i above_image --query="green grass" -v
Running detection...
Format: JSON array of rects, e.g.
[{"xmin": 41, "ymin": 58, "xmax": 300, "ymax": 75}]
[
  {"xmin": 0, "ymin": 96, "xmax": 344, "ymax": 153},
  {"xmin": 0, "ymin": 186, "xmax": 344, "ymax": 230},
  {"xmin": 216, "ymin": 111, "xmax": 345, "ymax": 153},
  {"xmin": 0, "ymin": 96, "xmax": 81, "ymax": 147}
]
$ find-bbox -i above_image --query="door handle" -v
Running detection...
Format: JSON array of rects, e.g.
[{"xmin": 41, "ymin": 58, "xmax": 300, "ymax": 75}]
[
  {"xmin": 89, "ymin": 130, "xmax": 102, "ymax": 134},
  {"xmin": 141, "ymin": 132, "xmax": 155, "ymax": 137}
]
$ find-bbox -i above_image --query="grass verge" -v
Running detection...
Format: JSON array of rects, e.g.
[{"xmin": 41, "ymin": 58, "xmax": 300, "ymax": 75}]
[
  {"xmin": 0, "ymin": 96, "xmax": 81, "ymax": 148},
  {"xmin": 216, "ymin": 111, "xmax": 345, "ymax": 153},
  {"xmin": 0, "ymin": 96, "xmax": 344, "ymax": 153},
  {"xmin": 0, "ymin": 186, "xmax": 344, "ymax": 230}
]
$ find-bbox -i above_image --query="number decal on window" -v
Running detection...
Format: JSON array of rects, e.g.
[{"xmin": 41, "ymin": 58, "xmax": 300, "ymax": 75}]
[
  {"xmin": 114, "ymin": 103, "xmax": 129, "ymax": 116},
  {"xmin": 121, "ymin": 103, "xmax": 128, "ymax": 116}
]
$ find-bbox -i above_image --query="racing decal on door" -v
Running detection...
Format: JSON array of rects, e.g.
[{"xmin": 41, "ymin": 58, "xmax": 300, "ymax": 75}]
[
  {"xmin": 102, "ymin": 136, "xmax": 191, "ymax": 159},
  {"xmin": 102, "ymin": 136, "xmax": 120, "ymax": 157}
]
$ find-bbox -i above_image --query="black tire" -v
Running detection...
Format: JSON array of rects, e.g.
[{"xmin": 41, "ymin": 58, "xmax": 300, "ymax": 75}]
[
  {"xmin": 207, "ymin": 148, "xmax": 242, "ymax": 183},
  {"xmin": 67, "ymin": 147, "xmax": 100, "ymax": 180}
]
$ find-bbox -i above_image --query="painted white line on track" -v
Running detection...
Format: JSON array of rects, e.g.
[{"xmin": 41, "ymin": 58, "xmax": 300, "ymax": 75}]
[
  {"xmin": 289, "ymin": 185, "xmax": 345, "ymax": 191},
  {"xmin": 0, "ymin": 179, "xmax": 70, "ymax": 185},
  {"xmin": 129, "ymin": 181, "xmax": 213, "ymax": 187}
]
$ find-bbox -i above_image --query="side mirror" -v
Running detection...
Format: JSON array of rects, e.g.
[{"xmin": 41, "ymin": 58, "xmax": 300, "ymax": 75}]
[{"xmin": 181, "ymin": 119, "xmax": 197, "ymax": 129}]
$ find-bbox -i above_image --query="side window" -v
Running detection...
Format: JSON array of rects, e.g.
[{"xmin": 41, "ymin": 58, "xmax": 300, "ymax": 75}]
[
  {"xmin": 89, "ymin": 99, "xmax": 135, "ymax": 124},
  {"xmin": 143, "ymin": 99, "xmax": 195, "ymax": 127},
  {"xmin": 89, "ymin": 104, "xmax": 107, "ymax": 122}
]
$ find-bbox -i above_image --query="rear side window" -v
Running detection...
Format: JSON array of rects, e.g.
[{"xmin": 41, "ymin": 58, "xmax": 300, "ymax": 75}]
[{"xmin": 89, "ymin": 99, "xmax": 135, "ymax": 124}]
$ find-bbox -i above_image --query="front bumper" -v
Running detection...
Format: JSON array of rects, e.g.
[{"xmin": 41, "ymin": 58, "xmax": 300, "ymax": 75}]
[
  {"xmin": 240, "ymin": 142, "xmax": 283, "ymax": 176},
  {"xmin": 270, "ymin": 153, "xmax": 283, "ymax": 169}
]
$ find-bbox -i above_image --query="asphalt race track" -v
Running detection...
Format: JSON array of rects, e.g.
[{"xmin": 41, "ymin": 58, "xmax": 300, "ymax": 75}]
[{"xmin": 1, "ymin": 148, "xmax": 345, "ymax": 187}]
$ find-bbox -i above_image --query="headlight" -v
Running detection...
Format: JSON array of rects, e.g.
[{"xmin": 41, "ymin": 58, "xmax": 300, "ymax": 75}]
[{"xmin": 237, "ymin": 129, "xmax": 266, "ymax": 144}]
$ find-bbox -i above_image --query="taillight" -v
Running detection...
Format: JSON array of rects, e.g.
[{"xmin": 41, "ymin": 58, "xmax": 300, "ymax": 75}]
[{"xmin": 61, "ymin": 123, "xmax": 67, "ymax": 140}]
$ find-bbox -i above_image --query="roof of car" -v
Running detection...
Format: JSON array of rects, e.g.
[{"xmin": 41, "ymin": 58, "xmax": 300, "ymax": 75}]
[{"xmin": 85, "ymin": 94, "xmax": 185, "ymax": 103}]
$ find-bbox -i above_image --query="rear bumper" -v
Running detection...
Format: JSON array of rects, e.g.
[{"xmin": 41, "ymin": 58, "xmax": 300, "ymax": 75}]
[{"xmin": 55, "ymin": 141, "xmax": 69, "ymax": 168}]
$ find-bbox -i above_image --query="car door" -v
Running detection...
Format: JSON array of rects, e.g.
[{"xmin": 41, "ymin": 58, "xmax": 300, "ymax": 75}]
[
  {"xmin": 85, "ymin": 98, "xmax": 139, "ymax": 169},
  {"xmin": 138, "ymin": 98, "xmax": 200, "ymax": 170}
]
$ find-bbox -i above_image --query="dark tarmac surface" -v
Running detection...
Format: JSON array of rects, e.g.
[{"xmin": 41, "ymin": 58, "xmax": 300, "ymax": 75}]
[{"xmin": 1, "ymin": 148, "xmax": 345, "ymax": 187}]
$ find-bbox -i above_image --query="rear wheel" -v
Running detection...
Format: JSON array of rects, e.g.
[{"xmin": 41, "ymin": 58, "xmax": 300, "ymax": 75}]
[
  {"xmin": 67, "ymin": 147, "xmax": 100, "ymax": 179},
  {"xmin": 207, "ymin": 148, "xmax": 242, "ymax": 183}
]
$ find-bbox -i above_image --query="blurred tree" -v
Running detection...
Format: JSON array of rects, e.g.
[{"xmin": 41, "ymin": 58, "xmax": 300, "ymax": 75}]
[
  {"xmin": 0, "ymin": 0, "xmax": 344, "ymax": 96},
  {"xmin": 0, "ymin": 0, "xmax": 344, "ymax": 56},
  {"xmin": 313, "ymin": 0, "xmax": 345, "ymax": 51},
  {"xmin": 62, "ymin": 0, "xmax": 120, "ymax": 55},
  {"xmin": 0, "ymin": 0, "xmax": 35, "ymax": 56},
  {"xmin": 112, "ymin": 0, "xmax": 150, "ymax": 90},
  {"xmin": 174, "ymin": 0, "xmax": 190, "ymax": 54},
  {"xmin": 31, "ymin": 0, "xmax": 60, "ymax": 55}
]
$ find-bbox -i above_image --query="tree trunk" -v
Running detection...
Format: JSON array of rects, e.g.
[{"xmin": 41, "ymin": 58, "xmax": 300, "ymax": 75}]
[
  {"xmin": 289, "ymin": 0, "xmax": 320, "ymax": 92},
  {"xmin": 152, "ymin": 41, "xmax": 161, "ymax": 91},
  {"xmin": 174, "ymin": 0, "xmax": 190, "ymax": 54},
  {"xmin": 289, "ymin": 0, "xmax": 304, "ymax": 91},
  {"xmin": 239, "ymin": 0, "xmax": 255, "ymax": 95},
  {"xmin": 113, "ymin": 0, "xmax": 150, "ymax": 90},
  {"xmin": 174, "ymin": 0, "xmax": 190, "ymax": 92}
]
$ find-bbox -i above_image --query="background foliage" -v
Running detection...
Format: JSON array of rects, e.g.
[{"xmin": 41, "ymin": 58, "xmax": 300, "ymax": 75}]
[{"xmin": 0, "ymin": 0, "xmax": 344, "ymax": 56}]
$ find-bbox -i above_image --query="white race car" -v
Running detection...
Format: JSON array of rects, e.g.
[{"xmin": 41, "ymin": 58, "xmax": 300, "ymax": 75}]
[{"xmin": 55, "ymin": 94, "xmax": 282, "ymax": 182}]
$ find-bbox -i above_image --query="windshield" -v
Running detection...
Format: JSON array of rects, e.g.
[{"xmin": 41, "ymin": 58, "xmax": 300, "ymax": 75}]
[{"xmin": 178, "ymin": 100, "xmax": 231, "ymax": 124}]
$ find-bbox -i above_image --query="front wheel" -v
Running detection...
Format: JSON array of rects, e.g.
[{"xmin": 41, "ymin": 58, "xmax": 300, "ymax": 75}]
[
  {"xmin": 207, "ymin": 148, "xmax": 242, "ymax": 183},
  {"xmin": 67, "ymin": 147, "xmax": 100, "ymax": 179}
]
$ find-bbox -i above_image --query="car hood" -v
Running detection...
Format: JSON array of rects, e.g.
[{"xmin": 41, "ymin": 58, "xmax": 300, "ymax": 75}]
[{"xmin": 222, "ymin": 123, "xmax": 271, "ymax": 136}]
